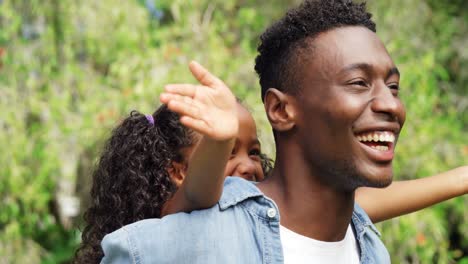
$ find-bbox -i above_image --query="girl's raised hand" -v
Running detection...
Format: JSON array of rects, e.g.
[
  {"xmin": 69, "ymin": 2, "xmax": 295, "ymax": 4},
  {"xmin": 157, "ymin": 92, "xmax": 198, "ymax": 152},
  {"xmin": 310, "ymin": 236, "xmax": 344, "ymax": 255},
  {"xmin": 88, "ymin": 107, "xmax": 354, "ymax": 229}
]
[{"xmin": 160, "ymin": 61, "xmax": 238, "ymax": 141}]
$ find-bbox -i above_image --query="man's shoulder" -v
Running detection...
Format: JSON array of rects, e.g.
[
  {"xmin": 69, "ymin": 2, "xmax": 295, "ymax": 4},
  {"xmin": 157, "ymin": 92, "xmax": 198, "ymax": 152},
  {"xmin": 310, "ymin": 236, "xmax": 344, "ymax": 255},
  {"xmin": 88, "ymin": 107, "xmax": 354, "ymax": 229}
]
[
  {"xmin": 101, "ymin": 177, "xmax": 265, "ymax": 263},
  {"xmin": 352, "ymin": 203, "xmax": 391, "ymax": 264},
  {"xmin": 101, "ymin": 177, "xmax": 262, "ymax": 263},
  {"xmin": 352, "ymin": 203, "xmax": 381, "ymax": 237}
]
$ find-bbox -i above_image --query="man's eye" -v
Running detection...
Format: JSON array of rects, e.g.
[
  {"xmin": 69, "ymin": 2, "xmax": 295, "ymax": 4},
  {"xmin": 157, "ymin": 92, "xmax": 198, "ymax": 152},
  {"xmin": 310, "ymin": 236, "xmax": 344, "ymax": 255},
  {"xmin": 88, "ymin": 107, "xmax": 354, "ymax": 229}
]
[{"xmin": 351, "ymin": 80, "xmax": 367, "ymax": 87}]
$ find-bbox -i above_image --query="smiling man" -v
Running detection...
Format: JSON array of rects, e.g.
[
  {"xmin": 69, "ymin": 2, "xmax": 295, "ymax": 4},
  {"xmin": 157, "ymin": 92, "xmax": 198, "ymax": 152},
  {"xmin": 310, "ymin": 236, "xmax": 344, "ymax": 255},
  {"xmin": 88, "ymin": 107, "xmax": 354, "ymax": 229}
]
[
  {"xmin": 101, "ymin": 1, "xmax": 402, "ymax": 263},
  {"xmin": 254, "ymin": 2, "xmax": 405, "ymax": 261}
]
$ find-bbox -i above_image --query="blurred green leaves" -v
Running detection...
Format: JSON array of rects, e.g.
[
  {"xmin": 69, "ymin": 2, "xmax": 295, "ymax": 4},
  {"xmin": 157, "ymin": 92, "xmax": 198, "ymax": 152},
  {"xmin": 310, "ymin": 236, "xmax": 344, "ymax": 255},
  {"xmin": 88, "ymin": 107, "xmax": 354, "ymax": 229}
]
[{"xmin": 0, "ymin": 0, "xmax": 466, "ymax": 263}]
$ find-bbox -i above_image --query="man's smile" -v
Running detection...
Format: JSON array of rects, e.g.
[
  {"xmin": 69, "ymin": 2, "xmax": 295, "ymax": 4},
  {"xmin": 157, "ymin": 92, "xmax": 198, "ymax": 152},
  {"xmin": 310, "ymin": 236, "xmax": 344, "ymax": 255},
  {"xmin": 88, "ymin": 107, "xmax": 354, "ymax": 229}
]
[{"xmin": 354, "ymin": 130, "xmax": 397, "ymax": 162}]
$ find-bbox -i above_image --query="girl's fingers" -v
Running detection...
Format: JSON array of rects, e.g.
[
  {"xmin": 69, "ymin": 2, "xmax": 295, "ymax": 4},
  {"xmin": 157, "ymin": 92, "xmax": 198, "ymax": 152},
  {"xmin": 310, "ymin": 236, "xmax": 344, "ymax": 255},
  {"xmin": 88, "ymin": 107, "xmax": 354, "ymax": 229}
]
[
  {"xmin": 160, "ymin": 92, "xmax": 200, "ymax": 106},
  {"xmin": 160, "ymin": 93, "xmax": 185, "ymax": 105},
  {"xmin": 166, "ymin": 97, "xmax": 203, "ymax": 119},
  {"xmin": 164, "ymin": 84, "xmax": 198, "ymax": 98},
  {"xmin": 189, "ymin": 61, "xmax": 224, "ymax": 88},
  {"xmin": 159, "ymin": 92, "xmax": 170, "ymax": 104},
  {"xmin": 179, "ymin": 116, "xmax": 211, "ymax": 135}
]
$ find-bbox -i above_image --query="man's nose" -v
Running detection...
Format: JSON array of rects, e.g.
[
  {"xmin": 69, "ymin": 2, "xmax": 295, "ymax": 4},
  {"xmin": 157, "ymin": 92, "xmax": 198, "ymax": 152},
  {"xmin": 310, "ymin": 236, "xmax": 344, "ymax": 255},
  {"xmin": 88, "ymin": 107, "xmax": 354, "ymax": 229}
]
[{"xmin": 370, "ymin": 84, "xmax": 405, "ymax": 123}]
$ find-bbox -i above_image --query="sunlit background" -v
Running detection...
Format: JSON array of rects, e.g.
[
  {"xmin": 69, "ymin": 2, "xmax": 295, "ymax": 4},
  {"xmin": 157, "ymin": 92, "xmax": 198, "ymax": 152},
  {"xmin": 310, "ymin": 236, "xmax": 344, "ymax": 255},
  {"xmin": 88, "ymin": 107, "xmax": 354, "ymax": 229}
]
[{"xmin": 0, "ymin": 0, "xmax": 467, "ymax": 263}]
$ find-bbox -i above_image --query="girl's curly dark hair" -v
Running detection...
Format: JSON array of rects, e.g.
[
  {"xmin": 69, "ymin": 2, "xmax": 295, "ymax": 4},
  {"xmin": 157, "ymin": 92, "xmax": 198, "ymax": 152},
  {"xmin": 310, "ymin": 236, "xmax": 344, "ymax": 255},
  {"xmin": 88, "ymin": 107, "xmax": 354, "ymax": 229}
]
[
  {"xmin": 260, "ymin": 153, "xmax": 274, "ymax": 179},
  {"xmin": 73, "ymin": 105, "xmax": 197, "ymax": 264}
]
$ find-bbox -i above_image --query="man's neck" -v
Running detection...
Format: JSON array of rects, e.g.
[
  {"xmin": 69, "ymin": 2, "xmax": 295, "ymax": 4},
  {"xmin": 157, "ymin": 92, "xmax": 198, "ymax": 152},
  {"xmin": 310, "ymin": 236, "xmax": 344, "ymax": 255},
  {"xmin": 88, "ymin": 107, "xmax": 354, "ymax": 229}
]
[{"xmin": 257, "ymin": 145, "xmax": 355, "ymax": 242}]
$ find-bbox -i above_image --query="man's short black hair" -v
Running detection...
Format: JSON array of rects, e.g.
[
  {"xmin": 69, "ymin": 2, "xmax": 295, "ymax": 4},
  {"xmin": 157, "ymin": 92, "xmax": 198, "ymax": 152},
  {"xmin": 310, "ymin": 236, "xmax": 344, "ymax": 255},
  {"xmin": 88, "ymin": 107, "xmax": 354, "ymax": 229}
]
[{"xmin": 255, "ymin": 0, "xmax": 376, "ymax": 101}]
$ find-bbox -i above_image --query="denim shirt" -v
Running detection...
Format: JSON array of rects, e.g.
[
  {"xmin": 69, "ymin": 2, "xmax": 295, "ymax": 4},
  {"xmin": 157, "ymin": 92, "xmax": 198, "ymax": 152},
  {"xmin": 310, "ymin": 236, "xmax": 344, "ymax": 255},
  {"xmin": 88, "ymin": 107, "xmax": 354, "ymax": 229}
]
[{"xmin": 101, "ymin": 177, "xmax": 390, "ymax": 264}]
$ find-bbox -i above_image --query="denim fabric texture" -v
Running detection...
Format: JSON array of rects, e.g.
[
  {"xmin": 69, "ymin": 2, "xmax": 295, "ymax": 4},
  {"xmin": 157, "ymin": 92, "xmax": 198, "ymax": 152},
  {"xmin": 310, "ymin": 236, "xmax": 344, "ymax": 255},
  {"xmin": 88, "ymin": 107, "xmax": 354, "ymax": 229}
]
[{"xmin": 101, "ymin": 177, "xmax": 390, "ymax": 264}]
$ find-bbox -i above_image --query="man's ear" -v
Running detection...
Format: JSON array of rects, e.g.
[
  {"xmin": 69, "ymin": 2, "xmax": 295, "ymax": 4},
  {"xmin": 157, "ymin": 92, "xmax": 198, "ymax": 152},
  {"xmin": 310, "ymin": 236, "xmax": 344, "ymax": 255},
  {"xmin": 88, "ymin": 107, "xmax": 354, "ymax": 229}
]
[
  {"xmin": 168, "ymin": 161, "xmax": 187, "ymax": 188},
  {"xmin": 264, "ymin": 88, "xmax": 297, "ymax": 132}
]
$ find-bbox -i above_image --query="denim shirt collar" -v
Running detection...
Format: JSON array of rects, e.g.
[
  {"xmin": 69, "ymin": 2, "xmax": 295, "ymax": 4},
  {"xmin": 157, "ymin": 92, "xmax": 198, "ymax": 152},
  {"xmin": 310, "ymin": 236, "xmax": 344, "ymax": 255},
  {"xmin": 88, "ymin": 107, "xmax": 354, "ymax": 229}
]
[
  {"xmin": 352, "ymin": 203, "xmax": 381, "ymax": 236},
  {"xmin": 218, "ymin": 176, "xmax": 264, "ymax": 210},
  {"xmin": 219, "ymin": 177, "xmax": 381, "ymax": 238}
]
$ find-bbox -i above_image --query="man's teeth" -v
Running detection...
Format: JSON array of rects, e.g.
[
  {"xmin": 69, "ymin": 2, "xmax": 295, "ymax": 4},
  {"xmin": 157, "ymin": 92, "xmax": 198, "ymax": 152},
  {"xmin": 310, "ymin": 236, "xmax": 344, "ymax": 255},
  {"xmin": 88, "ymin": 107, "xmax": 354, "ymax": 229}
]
[
  {"xmin": 370, "ymin": 145, "xmax": 389, "ymax": 151},
  {"xmin": 356, "ymin": 132, "xmax": 395, "ymax": 143}
]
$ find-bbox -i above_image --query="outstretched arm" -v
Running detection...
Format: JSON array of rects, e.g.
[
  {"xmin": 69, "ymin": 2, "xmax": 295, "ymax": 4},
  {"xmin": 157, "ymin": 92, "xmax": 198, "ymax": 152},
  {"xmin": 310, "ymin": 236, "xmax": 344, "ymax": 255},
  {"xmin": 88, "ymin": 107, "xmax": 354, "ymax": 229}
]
[
  {"xmin": 356, "ymin": 166, "xmax": 468, "ymax": 223},
  {"xmin": 159, "ymin": 61, "xmax": 238, "ymax": 216}
]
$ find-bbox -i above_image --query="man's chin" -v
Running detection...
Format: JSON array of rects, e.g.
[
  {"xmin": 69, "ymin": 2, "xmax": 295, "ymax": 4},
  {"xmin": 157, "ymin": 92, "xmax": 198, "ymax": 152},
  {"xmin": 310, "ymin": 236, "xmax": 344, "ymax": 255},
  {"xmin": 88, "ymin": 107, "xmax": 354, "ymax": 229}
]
[
  {"xmin": 356, "ymin": 163, "xmax": 394, "ymax": 188},
  {"xmin": 317, "ymin": 159, "xmax": 393, "ymax": 190},
  {"xmin": 360, "ymin": 172, "xmax": 393, "ymax": 188}
]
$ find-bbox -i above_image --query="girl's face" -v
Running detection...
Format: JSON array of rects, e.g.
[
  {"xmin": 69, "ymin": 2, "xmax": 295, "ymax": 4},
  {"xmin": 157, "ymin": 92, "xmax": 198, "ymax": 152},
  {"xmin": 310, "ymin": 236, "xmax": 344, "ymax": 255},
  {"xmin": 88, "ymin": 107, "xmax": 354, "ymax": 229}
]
[{"xmin": 224, "ymin": 104, "xmax": 264, "ymax": 181}]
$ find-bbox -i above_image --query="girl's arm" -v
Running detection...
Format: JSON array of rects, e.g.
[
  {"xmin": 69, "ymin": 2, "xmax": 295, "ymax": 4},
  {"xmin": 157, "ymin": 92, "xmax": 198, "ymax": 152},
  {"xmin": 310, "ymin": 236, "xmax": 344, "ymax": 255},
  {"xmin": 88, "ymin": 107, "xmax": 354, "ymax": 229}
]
[
  {"xmin": 356, "ymin": 166, "xmax": 468, "ymax": 223},
  {"xmin": 160, "ymin": 61, "xmax": 238, "ymax": 215}
]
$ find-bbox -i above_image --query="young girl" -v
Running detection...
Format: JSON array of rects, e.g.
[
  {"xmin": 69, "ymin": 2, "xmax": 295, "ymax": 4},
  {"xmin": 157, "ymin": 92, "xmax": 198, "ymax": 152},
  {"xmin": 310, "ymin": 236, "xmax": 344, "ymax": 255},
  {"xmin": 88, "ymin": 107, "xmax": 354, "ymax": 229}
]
[
  {"xmin": 74, "ymin": 90, "xmax": 268, "ymax": 263},
  {"xmin": 74, "ymin": 61, "xmax": 467, "ymax": 263},
  {"xmin": 73, "ymin": 105, "xmax": 199, "ymax": 263}
]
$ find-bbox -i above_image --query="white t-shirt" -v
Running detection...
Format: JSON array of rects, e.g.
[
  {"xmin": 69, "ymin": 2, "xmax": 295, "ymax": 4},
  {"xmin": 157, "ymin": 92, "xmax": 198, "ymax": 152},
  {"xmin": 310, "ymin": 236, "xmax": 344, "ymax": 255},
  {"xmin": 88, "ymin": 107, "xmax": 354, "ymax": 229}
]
[{"xmin": 280, "ymin": 224, "xmax": 360, "ymax": 264}]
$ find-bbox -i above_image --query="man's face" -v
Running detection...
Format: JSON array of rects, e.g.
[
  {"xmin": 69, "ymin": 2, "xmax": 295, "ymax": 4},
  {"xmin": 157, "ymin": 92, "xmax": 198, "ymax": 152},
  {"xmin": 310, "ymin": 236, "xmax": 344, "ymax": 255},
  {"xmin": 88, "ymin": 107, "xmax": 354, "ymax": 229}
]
[{"xmin": 294, "ymin": 26, "xmax": 406, "ymax": 191}]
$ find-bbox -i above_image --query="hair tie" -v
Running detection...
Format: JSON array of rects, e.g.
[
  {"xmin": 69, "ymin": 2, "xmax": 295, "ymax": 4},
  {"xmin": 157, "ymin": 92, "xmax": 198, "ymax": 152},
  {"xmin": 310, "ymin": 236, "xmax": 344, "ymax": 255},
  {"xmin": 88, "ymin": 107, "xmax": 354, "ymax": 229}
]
[{"xmin": 145, "ymin": 114, "xmax": 154, "ymax": 125}]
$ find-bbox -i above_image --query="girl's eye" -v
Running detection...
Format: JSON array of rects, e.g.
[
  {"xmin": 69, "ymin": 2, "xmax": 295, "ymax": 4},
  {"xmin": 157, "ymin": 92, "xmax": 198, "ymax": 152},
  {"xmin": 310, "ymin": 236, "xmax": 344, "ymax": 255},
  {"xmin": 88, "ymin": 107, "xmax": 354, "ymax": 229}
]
[
  {"xmin": 249, "ymin": 149, "xmax": 261, "ymax": 156},
  {"xmin": 230, "ymin": 147, "xmax": 237, "ymax": 159},
  {"xmin": 388, "ymin": 83, "xmax": 400, "ymax": 96}
]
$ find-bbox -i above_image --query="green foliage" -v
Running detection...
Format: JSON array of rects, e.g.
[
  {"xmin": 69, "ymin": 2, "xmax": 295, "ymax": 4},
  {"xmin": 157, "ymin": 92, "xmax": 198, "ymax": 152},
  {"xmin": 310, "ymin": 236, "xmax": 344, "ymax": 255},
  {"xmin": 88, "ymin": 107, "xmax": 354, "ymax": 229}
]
[
  {"xmin": 0, "ymin": 0, "xmax": 466, "ymax": 263},
  {"xmin": 367, "ymin": 1, "xmax": 468, "ymax": 262}
]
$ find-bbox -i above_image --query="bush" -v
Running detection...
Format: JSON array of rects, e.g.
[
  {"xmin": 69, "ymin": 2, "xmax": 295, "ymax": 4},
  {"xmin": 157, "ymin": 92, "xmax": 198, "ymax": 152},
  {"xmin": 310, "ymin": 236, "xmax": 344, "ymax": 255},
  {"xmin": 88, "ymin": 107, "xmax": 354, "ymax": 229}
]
[{"xmin": 0, "ymin": 0, "xmax": 466, "ymax": 263}]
